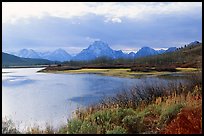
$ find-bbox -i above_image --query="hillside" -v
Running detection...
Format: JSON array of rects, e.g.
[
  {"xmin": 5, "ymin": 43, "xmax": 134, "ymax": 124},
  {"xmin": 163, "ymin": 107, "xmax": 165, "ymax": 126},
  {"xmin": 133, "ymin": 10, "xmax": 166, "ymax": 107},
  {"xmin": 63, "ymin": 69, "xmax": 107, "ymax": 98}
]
[
  {"xmin": 134, "ymin": 43, "xmax": 202, "ymax": 68},
  {"xmin": 2, "ymin": 52, "xmax": 54, "ymax": 67},
  {"xmin": 61, "ymin": 42, "xmax": 201, "ymax": 69}
]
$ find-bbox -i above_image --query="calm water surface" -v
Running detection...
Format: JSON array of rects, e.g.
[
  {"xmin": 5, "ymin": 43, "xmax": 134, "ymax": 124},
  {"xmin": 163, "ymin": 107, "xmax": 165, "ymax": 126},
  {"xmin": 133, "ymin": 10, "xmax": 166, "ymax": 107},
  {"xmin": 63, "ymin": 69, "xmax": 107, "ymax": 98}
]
[{"xmin": 2, "ymin": 68, "xmax": 185, "ymax": 130}]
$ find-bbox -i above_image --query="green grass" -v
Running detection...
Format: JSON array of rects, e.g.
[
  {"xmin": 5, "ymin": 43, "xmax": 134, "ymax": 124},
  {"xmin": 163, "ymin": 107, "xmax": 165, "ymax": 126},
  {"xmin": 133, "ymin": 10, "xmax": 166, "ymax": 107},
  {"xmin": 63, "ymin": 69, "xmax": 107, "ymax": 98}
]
[
  {"xmin": 159, "ymin": 103, "xmax": 184, "ymax": 125},
  {"xmin": 106, "ymin": 126, "xmax": 127, "ymax": 134}
]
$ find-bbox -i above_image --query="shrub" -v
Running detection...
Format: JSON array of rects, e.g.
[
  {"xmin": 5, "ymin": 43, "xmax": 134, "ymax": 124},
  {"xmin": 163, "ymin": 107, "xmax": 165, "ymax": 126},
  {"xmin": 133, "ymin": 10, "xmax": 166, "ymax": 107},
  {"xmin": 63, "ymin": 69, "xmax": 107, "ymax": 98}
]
[
  {"xmin": 106, "ymin": 126, "xmax": 127, "ymax": 134},
  {"xmin": 155, "ymin": 66, "xmax": 177, "ymax": 72},
  {"xmin": 2, "ymin": 119, "xmax": 20, "ymax": 134},
  {"xmin": 91, "ymin": 110, "xmax": 112, "ymax": 125},
  {"xmin": 130, "ymin": 67, "xmax": 152, "ymax": 72},
  {"xmin": 44, "ymin": 123, "xmax": 55, "ymax": 134},
  {"xmin": 160, "ymin": 103, "xmax": 183, "ymax": 125},
  {"xmin": 122, "ymin": 115, "xmax": 143, "ymax": 133},
  {"xmin": 111, "ymin": 108, "xmax": 136, "ymax": 125},
  {"xmin": 58, "ymin": 125, "xmax": 69, "ymax": 134},
  {"xmin": 79, "ymin": 121, "xmax": 97, "ymax": 134},
  {"xmin": 67, "ymin": 119, "xmax": 83, "ymax": 134}
]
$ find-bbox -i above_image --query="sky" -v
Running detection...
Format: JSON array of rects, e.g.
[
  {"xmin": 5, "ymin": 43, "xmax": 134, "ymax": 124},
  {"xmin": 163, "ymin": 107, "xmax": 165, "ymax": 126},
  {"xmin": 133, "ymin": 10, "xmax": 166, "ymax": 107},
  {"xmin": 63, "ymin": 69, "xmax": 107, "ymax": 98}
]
[{"xmin": 2, "ymin": 2, "xmax": 202, "ymax": 55}]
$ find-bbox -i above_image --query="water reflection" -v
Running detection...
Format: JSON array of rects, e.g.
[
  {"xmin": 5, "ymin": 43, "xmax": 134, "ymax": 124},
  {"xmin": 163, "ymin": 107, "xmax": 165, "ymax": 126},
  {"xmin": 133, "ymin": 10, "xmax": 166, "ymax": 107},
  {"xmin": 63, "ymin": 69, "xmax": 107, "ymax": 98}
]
[{"xmin": 3, "ymin": 78, "xmax": 35, "ymax": 87}]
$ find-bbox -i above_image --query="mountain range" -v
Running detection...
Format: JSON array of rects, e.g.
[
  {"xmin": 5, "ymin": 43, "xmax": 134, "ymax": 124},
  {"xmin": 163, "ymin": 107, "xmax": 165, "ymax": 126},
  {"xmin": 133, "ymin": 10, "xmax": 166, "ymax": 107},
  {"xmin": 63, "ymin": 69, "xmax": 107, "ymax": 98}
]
[
  {"xmin": 10, "ymin": 41, "xmax": 179, "ymax": 62},
  {"xmin": 12, "ymin": 48, "xmax": 72, "ymax": 62}
]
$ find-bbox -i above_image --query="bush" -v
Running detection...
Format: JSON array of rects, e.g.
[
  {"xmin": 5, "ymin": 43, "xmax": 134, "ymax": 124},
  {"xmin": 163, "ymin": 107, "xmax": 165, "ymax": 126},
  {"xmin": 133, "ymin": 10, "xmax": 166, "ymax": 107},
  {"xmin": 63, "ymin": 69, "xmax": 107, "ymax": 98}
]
[
  {"xmin": 130, "ymin": 67, "xmax": 153, "ymax": 72},
  {"xmin": 91, "ymin": 110, "xmax": 112, "ymax": 125},
  {"xmin": 44, "ymin": 123, "xmax": 55, "ymax": 134},
  {"xmin": 111, "ymin": 108, "xmax": 136, "ymax": 125},
  {"xmin": 67, "ymin": 119, "xmax": 83, "ymax": 134},
  {"xmin": 2, "ymin": 119, "xmax": 20, "ymax": 134},
  {"xmin": 160, "ymin": 103, "xmax": 183, "ymax": 125},
  {"xmin": 155, "ymin": 67, "xmax": 177, "ymax": 72},
  {"xmin": 106, "ymin": 126, "xmax": 127, "ymax": 134},
  {"xmin": 138, "ymin": 104, "xmax": 162, "ymax": 118},
  {"xmin": 122, "ymin": 115, "xmax": 143, "ymax": 133},
  {"xmin": 79, "ymin": 121, "xmax": 97, "ymax": 134}
]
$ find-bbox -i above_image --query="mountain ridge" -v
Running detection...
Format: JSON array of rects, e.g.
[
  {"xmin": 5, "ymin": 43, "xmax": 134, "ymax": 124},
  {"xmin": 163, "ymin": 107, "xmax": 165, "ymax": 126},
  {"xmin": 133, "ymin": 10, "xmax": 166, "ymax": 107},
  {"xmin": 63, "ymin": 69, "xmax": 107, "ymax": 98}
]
[
  {"xmin": 9, "ymin": 40, "xmax": 194, "ymax": 62},
  {"xmin": 11, "ymin": 48, "xmax": 72, "ymax": 62}
]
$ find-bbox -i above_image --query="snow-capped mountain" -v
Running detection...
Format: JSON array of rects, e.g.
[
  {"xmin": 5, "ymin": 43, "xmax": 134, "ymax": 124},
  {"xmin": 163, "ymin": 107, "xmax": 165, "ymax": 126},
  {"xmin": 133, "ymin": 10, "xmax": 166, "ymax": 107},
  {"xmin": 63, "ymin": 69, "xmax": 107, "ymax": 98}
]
[
  {"xmin": 127, "ymin": 52, "xmax": 136, "ymax": 59},
  {"xmin": 14, "ymin": 49, "xmax": 41, "ymax": 59},
  {"xmin": 135, "ymin": 47, "xmax": 159, "ymax": 58},
  {"xmin": 157, "ymin": 49, "xmax": 166, "ymax": 54},
  {"xmin": 165, "ymin": 47, "xmax": 177, "ymax": 53},
  {"xmin": 188, "ymin": 41, "xmax": 200, "ymax": 46},
  {"xmin": 11, "ymin": 40, "xmax": 182, "ymax": 62},
  {"xmin": 41, "ymin": 49, "xmax": 72, "ymax": 62},
  {"xmin": 73, "ymin": 41, "xmax": 116, "ymax": 61},
  {"xmin": 12, "ymin": 49, "xmax": 72, "ymax": 62},
  {"xmin": 114, "ymin": 50, "xmax": 127, "ymax": 59}
]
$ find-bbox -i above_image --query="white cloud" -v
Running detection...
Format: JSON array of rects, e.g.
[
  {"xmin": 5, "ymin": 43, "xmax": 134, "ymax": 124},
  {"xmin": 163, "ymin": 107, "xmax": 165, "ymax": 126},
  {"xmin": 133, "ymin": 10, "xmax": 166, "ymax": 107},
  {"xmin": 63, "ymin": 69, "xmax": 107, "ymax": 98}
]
[
  {"xmin": 154, "ymin": 48, "xmax": 168, "ymax": 51},
  {"xmin": 112, "ymin": 18, "xmax": 122, "ymax": 23},
  {"xmin": 104, "ymin": 17, "xmax": 122, "ymax": 23},
  {"xmin": 2, "ymin": 2, "xmax": 91, "ymax": 23},
  {"xmin": 122, "ymin": 48, "xmax": 138, "ymax": 54},
  {"xmin": 2, "ymin": 2, "xmax": 201, "ymax": 24}
]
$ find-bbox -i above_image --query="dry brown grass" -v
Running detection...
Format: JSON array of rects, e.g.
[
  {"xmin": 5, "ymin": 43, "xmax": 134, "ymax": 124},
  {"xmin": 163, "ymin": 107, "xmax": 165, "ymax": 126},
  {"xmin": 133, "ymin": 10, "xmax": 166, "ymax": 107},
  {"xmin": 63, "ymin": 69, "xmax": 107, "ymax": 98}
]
[
  {"xmin": 160, "ymin": 89, "xmax": 202, "ymax": 134},
  {"xmin": 160, "ymin": 106, "xmax": 202, "ymax": 134}
]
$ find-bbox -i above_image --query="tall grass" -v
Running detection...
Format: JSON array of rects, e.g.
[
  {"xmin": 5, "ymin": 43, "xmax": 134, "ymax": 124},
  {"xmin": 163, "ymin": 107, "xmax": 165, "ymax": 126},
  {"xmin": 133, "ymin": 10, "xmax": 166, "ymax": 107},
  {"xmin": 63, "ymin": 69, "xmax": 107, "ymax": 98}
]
[
  {"xmin": 66, "ymin": 72, "xmax": 202, "ymax": 134},
  {"xmin": 2, "ymin": 118, "xmax": 20, "ymax": 134}
]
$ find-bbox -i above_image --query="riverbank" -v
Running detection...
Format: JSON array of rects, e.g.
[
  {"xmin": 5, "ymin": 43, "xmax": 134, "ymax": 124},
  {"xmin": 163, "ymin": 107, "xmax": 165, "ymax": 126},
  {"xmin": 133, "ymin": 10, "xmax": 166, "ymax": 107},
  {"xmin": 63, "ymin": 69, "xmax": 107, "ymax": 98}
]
[
  {"xmin": 2, "ymin": 72, "xmax": 202, "ymax": 134},
  {"xmin": 39, "ymin": 67, "xmax": 199, "ymax": 78},
  {"xmin": 59, "ymin": 74, "xmax": 202, "ymax": 134}
]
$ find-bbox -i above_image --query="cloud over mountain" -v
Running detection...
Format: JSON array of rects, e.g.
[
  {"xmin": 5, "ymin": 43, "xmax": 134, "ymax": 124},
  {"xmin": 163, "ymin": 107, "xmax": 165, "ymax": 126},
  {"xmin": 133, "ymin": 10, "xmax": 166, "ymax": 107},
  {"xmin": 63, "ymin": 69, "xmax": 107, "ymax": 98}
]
[{"xmin": 2, "ymin": 2, "xmax": 202, "ymax": 54}]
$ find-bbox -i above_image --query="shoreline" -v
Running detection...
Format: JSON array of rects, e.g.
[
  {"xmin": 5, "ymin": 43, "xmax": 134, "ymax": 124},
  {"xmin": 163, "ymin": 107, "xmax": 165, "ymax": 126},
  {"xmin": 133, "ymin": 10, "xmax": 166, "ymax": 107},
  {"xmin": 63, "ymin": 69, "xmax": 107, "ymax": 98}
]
[{"xmin": 38, "ymin": 67, "xmax": 199, "ymax": 79}]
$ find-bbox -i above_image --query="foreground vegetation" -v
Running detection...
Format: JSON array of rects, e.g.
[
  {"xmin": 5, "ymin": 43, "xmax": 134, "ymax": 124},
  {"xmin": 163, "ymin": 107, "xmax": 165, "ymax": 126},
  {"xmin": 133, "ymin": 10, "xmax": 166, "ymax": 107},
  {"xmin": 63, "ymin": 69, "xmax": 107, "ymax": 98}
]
[
  {"xmin": 2, "ymin": 72, "xmax": 202, "ymax": 134},
  {"xmin": 58, "ymin": 73, "xmax": 201, "ymax": 134}
]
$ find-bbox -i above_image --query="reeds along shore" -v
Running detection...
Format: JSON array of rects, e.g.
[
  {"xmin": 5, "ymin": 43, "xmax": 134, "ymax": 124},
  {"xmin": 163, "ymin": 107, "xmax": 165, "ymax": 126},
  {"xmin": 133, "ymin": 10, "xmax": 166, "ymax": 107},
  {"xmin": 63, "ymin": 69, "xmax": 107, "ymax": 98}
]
[{"xmin": 2, "ymin": 72, "xmax": 202, "ymax": 134}]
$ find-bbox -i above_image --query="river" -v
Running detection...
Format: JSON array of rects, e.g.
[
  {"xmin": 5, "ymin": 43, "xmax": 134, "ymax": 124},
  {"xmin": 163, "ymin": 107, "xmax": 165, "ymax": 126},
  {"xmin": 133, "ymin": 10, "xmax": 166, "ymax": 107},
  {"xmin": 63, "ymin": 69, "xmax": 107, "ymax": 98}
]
[{"xmin": 2, "ymin": 67, "xmax": 185, "ymax": 131}]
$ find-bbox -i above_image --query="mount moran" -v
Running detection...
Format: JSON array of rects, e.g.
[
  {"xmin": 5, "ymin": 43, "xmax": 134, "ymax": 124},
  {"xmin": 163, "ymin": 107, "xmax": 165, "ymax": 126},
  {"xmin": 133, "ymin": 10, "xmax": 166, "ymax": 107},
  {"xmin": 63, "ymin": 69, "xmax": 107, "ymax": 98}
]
[{"xmin": 10, "ymin": 41, "xmax": 177, "ymax": 62}]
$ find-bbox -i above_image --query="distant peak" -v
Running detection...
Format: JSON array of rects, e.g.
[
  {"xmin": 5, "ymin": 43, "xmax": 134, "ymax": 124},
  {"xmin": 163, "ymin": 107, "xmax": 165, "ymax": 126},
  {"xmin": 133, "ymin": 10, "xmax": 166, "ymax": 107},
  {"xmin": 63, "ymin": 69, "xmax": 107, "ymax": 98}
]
[
  {"xmin": 140, "ymin": 47, "xmax": 154, "ymax": 50},
  {"xmin": 88, "ymin": 40, "xmax": 111, "ymax": 50},
  {"xmin": 168, "ymin": 47, "xmax": 177, "ymax": 49},
  {"xmin": 115, "ymin": 50, "xmax": 123, "ymax": 53},
  {"xmin": 55, "ymin": 48, "xmax": 65, "ymax": 51},
  {"xmin": 128, "ymin": 52, "xmax": 135, "ymax": 55},
  {"xmin": 193, "ymin": 40, "xmax": 200, "ymax": 43},
  {"xmin": 20, "ymin": 49, "xmax": 28, "ymax": 51},
  {"xmin": 141, "ymin": 46, "xmax": 151, "ymax": 49},
  {"xmin": 92, "ymin": 41, "xmax": 109, "ymax": 47},
  {"xmin": 93, "ymin": 40, "xmax": 106, "ymax": 44},
  {"xmin": 188, "ymin": 41, "xmax": 200, "ymax": 46}
]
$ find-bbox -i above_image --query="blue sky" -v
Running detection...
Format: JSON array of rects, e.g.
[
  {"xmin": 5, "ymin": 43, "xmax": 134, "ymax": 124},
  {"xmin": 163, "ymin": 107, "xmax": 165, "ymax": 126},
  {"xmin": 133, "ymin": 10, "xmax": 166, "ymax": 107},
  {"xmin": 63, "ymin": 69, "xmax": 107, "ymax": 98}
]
[{"xmin": 2, "ymin": 2, "xmax": 202, "ymax": 55}]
